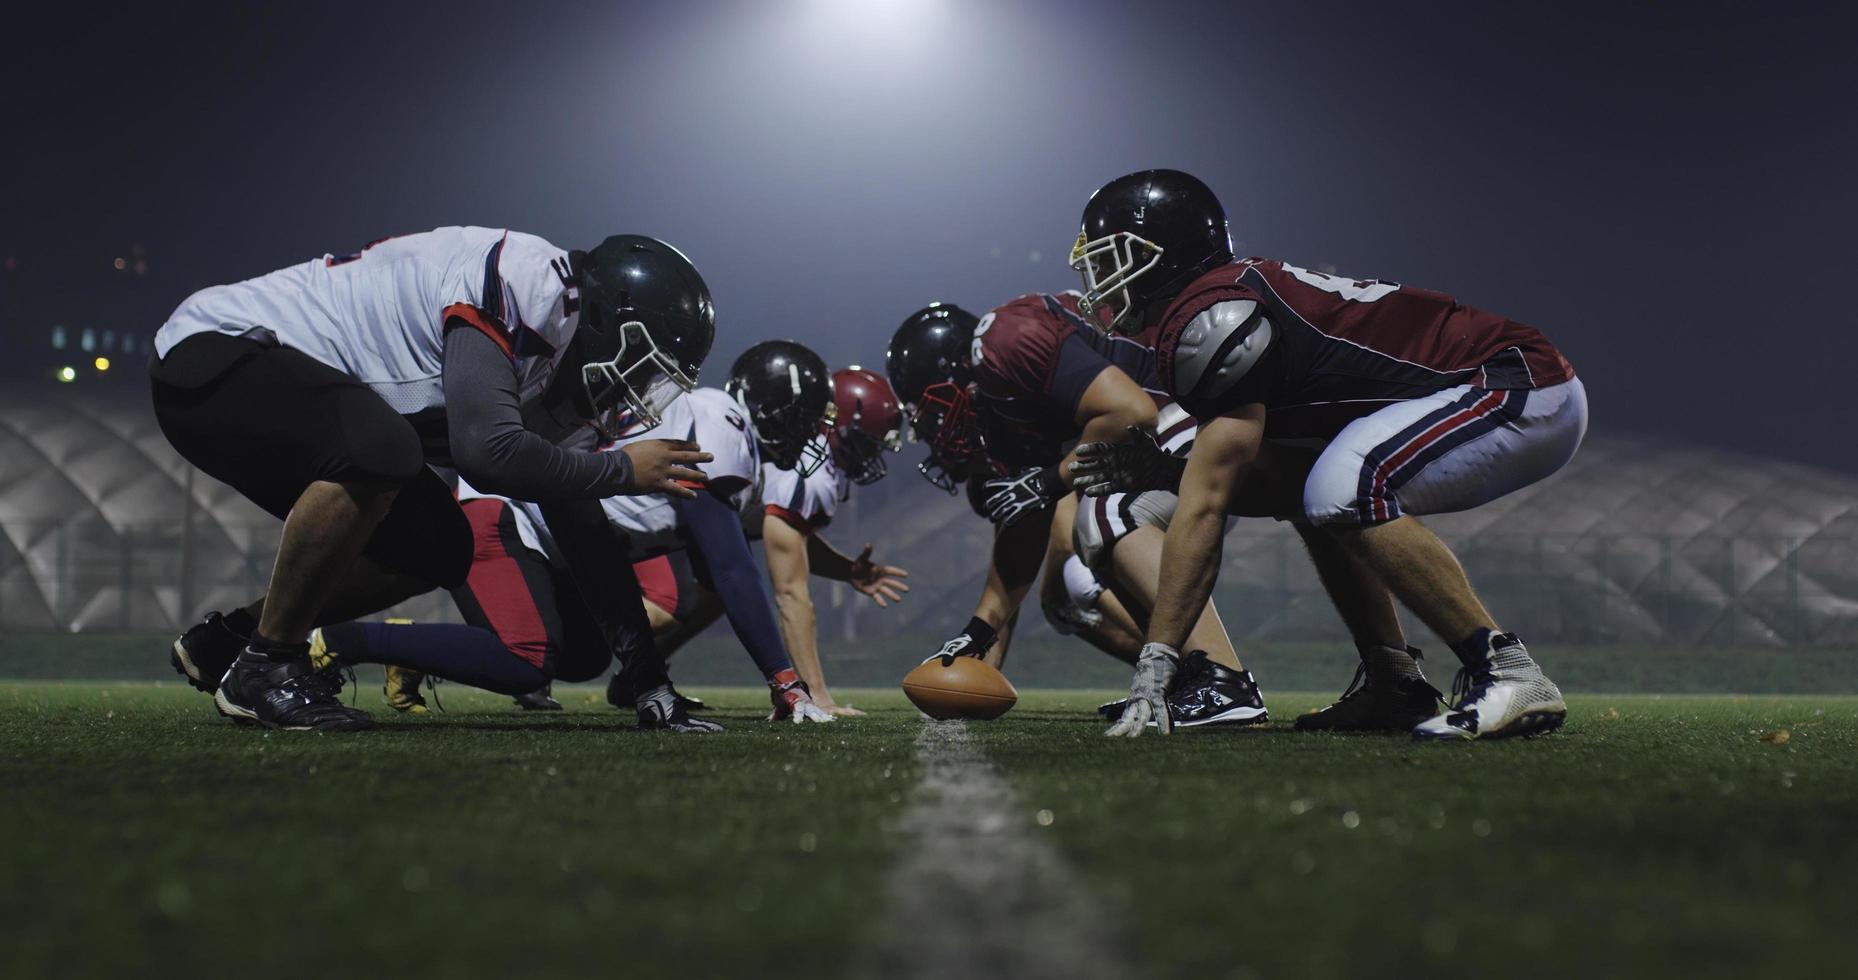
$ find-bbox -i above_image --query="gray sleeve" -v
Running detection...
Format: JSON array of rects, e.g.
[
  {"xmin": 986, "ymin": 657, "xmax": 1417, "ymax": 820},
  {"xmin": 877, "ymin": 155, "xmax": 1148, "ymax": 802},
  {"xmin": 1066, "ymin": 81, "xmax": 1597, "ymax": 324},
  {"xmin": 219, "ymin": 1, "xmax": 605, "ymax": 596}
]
[{"xmin": 442, "ymin": 325, "xmax": 635, "ymax": 501}]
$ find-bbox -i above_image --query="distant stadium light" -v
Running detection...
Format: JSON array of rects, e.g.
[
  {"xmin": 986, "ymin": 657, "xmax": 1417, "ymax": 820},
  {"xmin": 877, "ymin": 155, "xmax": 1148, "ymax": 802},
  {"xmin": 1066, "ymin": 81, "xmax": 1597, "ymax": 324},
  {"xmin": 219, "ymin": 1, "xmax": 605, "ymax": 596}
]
[
  {"xmin": 50, "ymin": 325, "xmax": 66, "ymax": 349},
  {"xmin": 58, "ymin": 366, "xmax": 76, "ymax": 382},
  {"xmin": 94, "ymin": 357, "xmax": 111, "ymax": 372}
]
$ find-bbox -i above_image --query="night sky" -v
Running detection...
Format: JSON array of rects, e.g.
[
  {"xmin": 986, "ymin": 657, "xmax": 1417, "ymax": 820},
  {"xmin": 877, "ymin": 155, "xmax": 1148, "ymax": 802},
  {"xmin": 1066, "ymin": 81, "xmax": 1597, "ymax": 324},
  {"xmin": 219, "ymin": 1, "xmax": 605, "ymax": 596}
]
[{"xmin": 4, "ymin": 0, "xmax": 1853, "ymax": 472}]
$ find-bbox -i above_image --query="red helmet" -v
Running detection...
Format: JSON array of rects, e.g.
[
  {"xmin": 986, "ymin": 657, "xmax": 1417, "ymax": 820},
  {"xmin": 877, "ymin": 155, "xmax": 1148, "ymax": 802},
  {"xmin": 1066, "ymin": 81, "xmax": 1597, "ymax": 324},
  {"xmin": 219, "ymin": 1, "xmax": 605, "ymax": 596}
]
[{"xmin": 828, "ymin": 367, "xmax": 903, "ymax": 484}]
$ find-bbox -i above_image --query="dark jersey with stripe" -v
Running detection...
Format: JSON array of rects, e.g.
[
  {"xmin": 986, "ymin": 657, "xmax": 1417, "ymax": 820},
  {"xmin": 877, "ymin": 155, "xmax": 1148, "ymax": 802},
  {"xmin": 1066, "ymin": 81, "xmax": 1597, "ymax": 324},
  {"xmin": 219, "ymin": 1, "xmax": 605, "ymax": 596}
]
[
  {"xmin": 971, "ymin": 290, "xmax": 1172, "ymax": 468},
  {"xmin": 1156, "ymin": 258, "xmax": 1574, "ymax": 441}
]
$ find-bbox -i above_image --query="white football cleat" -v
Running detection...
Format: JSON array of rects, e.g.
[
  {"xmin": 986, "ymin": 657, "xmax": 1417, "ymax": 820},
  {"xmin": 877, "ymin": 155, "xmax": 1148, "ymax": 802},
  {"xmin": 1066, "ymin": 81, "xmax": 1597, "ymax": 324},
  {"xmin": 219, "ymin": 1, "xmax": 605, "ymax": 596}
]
[{"xmin": 1413, "ymin": 633, "xmax": 1566, "ymax": 741}]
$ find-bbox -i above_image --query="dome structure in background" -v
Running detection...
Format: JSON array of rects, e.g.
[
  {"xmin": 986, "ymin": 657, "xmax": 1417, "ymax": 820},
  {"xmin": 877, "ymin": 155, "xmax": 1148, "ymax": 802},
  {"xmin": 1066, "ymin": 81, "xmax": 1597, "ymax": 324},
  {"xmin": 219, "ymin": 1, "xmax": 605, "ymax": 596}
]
[{"xmin": 0, "ymin": 390, "xmax": 1852, "ymax": 646}]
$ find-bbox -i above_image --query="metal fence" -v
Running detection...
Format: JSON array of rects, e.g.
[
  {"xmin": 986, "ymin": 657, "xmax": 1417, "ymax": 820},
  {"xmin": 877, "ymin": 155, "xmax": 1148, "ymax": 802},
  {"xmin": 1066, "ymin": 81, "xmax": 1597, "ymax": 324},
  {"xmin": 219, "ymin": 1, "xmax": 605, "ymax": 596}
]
[{"xmin": 3, "ymin": 516, "xmax": 1852, "ymax": 647}]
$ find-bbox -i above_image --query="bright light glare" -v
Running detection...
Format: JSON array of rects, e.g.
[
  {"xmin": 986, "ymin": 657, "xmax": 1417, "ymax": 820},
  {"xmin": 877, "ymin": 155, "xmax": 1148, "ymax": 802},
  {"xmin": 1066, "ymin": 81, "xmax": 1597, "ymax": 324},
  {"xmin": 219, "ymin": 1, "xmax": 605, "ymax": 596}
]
[
  {"xmin": 58, "ymin": 366, "xmax": 77, "ymax": 382},
  {"xmin": 94, "ymin": 357, "xmax": 111, "ymax": 371}
]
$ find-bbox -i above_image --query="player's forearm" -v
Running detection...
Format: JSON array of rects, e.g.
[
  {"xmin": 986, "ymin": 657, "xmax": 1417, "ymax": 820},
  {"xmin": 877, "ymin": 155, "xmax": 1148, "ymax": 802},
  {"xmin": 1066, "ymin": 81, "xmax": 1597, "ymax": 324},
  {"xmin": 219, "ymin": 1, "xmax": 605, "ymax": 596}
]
[
  {"xmin": 803, "ymin": 534, "xmax": 855, "ymax": 582},
  {"xmin": 676, "ymin": 493, "xmax": 792, "ymax": 681},
  {"xmin": 775, "ymin": 591, "xmax": 830, "ymax": 699},
  {"xmin": 442, "ymin": 326, "xmax": 632, "ymax": 500},
  {"xmin": 1149, "ymin": 494, "xmax": 1227, "ymax": 651},
  {"xmin": 974, "ymin": 512, "xmax": 1050, "ymax": 627}
]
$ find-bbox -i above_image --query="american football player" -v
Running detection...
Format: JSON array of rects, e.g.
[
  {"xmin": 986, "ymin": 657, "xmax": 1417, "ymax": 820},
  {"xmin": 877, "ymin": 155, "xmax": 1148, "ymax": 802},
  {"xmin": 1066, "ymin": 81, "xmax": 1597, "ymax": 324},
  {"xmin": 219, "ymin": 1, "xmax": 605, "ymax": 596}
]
[
  {"xmin": 598, "ymin": 365, "xmax": 912, "ymax": 717},
  {"xmin": 318, "ymin": 340, "xmax": 847, "ymax": 724},
  {"xmin": 885, "ymin": 298, "xmax": 1267, "ymax": 728},
  {"xmin": 1074, "ymin": 170, "xmax": 1585, "ymax": 740},
  {"xmin": 153, "ymin": 229, "xmax": 715, "ymax": 731}
]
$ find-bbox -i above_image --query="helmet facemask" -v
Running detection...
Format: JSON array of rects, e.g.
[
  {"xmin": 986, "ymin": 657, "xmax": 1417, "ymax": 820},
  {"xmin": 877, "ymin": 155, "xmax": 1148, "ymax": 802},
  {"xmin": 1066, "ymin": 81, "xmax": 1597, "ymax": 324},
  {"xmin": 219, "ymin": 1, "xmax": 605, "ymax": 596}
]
[
  {"xmin": 733, "ymin": 392, "xmax": 832, "ymax": 477},
  {"xmin": 909, "ymin": 381, "xmax": 980, "ymax": 494},
  {"xmin": 1070, "ymin": 230, "xmax": 1164, "ymax": 334},
  {"xmin": 581, "ymin": 319, "xmax": 697, "ymax": 429}
]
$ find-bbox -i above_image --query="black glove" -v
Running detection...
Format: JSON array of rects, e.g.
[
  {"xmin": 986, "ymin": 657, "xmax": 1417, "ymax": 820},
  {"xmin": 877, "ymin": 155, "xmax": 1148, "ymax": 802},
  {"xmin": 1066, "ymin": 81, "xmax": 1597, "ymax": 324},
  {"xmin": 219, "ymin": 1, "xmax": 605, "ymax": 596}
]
[
  {"xmin": 1069, "ymin": 426, "xmax": 1186, "ymax": 497},
  {"xmin": 923, "ymin": 617, "xmax": 1000, "ymax": 665},
  {"xmin": 636, "ymin": 684, "xmax": 725, "ymax": 733},
  {"xmin": 981, "ymin": 465, "xmax": 1063, "ymax": 526}
]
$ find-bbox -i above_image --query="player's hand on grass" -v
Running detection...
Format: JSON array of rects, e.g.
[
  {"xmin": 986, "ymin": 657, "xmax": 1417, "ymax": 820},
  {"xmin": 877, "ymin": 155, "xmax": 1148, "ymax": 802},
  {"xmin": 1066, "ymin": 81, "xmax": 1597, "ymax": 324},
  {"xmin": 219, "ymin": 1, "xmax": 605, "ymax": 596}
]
[
  {"xmin": 1071, "ymin": 427, "xmax": 1184, "ymax": 498},
  {"xmin": 622, "ymin": 439, "xmax": 713, "ymax": 498},
  {"xmin": 770, "ymin": 675, "xmax": 836, "ymax": 724},
  {"xmin": 849, "ymin": 543, "xmax": 909, "ymax": 607},
  {"xmin": 1106, "ymin": 643, "xmax": 1180, "ymax": 738},
  {"xmin": 823, "ymin": 704, "xmax": 867, "ymax": 718},
  {"xmin": 636, "ymin": 685, "xmax": 725, "ymax": 733}
]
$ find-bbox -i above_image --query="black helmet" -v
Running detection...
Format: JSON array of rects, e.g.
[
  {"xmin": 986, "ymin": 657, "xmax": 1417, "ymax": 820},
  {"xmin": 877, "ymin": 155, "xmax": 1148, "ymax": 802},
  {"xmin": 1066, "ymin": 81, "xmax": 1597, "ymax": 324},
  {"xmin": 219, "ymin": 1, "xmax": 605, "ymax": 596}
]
[
  {"xmin": 1071, "ymin": 169, "xmax": 1232, "ymax": 333},
  {"xmin": 725, "ymin": 340, "xmax": 833, "ymax": 475},
  {"xmin": 570, "ymin": 234, "xmax": 715, "ymax": 427},
  {"xmin": 884, "ymin": 302, "xmax": 982, "ymax": 493}
]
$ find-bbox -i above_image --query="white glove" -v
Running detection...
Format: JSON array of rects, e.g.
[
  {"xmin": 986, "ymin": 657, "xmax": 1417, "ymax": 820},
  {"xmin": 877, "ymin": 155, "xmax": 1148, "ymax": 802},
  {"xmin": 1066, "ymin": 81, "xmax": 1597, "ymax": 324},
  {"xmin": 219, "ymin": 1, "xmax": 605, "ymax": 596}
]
[
  {"xmin": 786, "ymin": 700, "xmax": 836, "ymax": 725},
  {"xmin": 1105, "ymin": 643, "xmax": 1180, "ymax": 738}
]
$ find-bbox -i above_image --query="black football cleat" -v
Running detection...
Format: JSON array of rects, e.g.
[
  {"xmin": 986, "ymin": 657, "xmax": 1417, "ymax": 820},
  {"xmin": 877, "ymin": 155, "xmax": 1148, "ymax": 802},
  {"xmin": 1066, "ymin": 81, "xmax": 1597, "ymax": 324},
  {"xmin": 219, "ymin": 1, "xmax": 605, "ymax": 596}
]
[
  {"xmin": 1167, "ymin": 651, "xmax": 1269, "ymax": 728},
  {"xmin": 213, "ymin": 647, "xmax": 374, "ymax": 732},
  {"xmin": 170, "ymin": 612, "xmax": 247, "ymax": 694},
  {"xmin": 513, "ymin": 684, "xmax": 563, "ymax": 711},
  {"xmin": 1295, "ymin": 662, "xmax": 1445, "ymax": 733}
]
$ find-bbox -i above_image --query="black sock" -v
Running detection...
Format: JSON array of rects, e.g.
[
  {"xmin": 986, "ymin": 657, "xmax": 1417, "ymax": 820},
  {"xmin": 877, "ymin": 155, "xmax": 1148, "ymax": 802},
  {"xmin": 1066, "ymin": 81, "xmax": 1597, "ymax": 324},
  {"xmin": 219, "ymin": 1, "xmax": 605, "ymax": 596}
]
[
  {"xmin": 1448, "ymin": 628, "xmax": 1495, "ymax": 667},
  {"xmin": 242, "ymin": 632, "xmax": 309, "ymax": 663},
  {"xmin": 222, "ymin": 608, "xmax": 258, "ymax": 638}
]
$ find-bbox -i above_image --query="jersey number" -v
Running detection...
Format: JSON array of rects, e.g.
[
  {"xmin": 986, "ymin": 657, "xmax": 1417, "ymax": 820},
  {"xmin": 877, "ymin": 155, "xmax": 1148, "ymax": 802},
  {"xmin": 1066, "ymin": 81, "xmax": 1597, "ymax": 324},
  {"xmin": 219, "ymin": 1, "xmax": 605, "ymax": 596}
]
[
  {"xmin": 1279, "ymin": 262, "xmax": 1399, "ymax": 303},
  {"xmin": 971, "ymin": 312, "xmax": 997, "ymax": 365}
]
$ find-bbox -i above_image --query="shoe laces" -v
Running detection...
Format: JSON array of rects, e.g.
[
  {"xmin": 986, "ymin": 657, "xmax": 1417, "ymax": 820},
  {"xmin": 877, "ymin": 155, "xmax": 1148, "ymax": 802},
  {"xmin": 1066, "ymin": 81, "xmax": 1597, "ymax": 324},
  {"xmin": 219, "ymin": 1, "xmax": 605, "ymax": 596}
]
[
  {"xmin": 1337, "ymin": 662, "xmax": 1372, "ymax": 702},
  {"xmin": 1448, "ymin": 664, "xmax": 1497, "ymax": 711},
  {"xmin": 424, "ymin": 675, "xmax": 446, "ymax": 713}
]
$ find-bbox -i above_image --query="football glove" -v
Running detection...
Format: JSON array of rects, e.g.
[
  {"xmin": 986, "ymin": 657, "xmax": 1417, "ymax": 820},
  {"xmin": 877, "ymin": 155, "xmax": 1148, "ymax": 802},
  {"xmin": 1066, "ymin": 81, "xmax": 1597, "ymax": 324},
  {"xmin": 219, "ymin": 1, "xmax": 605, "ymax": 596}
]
[
  {"xmin": 1070, "ymin": 427, "xmax": 1185, "ymax": 498},
  {"xmin": 923, "ymin": 616, "xmax": 1000, "ymax": 665},
  {"xmin": 769, "ymin": 670, "xmax": 835, "ymax": 724},
  {"xmin": 981, "ymin": 465, "xmax": 1063, "ymax": 526},
  {"xmin": 1105, "ymin": 642, "xmax": 1181, "ymax": 738},
  {"xmin": 636, "ymin": 685, "xmax": 725, "ymax": 733}
]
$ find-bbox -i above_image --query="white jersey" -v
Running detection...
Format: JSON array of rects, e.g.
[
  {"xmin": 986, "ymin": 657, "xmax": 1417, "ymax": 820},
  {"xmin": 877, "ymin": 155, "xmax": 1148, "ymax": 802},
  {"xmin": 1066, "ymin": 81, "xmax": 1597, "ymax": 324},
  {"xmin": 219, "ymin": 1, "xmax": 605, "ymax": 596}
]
[
  {"xmin": 461, "ymin": 387, "xmax": 762, "ymax": 562},
  {"xmin": 759, "ymin": 440, "xmax": 850, "ymax": 533},
  {"xmin": 154, "ymin": 227, "xmax": 580, "ymax": 414}
]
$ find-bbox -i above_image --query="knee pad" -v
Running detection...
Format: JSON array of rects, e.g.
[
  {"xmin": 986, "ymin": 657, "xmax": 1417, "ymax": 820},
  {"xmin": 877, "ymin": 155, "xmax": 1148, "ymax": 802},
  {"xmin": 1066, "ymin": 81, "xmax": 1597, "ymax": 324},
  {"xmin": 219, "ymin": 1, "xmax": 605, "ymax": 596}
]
[{"xmin": 1043, "ymin": 555, "xmax": 1105, "ymax": 636}]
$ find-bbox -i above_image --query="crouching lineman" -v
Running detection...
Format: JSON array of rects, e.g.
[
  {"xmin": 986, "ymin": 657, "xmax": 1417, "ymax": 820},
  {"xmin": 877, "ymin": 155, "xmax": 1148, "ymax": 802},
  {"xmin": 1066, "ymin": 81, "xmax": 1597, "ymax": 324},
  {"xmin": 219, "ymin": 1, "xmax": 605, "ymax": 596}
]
[
  {"xmin": 600, "ymin": 365, "xmax": 912, "ymax": 717},
  {"xmin": 886, "ymin": 297, "xmax": 1266, "ymax": 728},
  {"xmin": 154, "ymin": 229, "xmax": 715, "ymax": 731},
  {"xmin": 1074, "ymin": 170, "xmax": 1585, "ymax": 740},
  {"xmin": 316, "ymin": 340, "xmax": 845, "ymax": 724}
]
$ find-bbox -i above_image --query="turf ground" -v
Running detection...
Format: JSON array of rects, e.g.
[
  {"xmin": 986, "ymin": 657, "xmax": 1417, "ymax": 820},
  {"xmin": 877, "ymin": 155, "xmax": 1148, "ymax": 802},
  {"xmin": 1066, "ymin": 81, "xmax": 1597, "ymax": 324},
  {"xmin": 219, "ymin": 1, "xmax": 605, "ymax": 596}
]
[{"xmin": 3, "ymin": 682, "xmax": 1855, "ymax": 979}]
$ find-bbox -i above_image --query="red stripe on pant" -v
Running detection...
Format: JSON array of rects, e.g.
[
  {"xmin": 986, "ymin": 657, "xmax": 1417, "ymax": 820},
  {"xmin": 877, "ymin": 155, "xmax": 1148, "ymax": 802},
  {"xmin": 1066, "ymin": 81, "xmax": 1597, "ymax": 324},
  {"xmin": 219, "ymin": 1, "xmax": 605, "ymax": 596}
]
[
  {"xmin": 632, "ymin": 554, "xmax": 681, "ymax": 615},
  {"xmin": 1369, "ymin": 390, "xmax": 1508, "ymax": 522},
  {"xmin": 460, "ymin": 498, "xmax": 551, "ymax": 669}
]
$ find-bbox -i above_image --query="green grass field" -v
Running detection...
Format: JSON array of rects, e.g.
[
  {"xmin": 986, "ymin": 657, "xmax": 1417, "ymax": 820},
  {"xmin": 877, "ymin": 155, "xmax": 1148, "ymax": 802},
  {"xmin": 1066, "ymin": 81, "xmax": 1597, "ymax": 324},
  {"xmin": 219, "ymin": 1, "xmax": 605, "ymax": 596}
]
[{"xmin": 3, "ymin": 682, "xmax": 1855, "ymax": 979}]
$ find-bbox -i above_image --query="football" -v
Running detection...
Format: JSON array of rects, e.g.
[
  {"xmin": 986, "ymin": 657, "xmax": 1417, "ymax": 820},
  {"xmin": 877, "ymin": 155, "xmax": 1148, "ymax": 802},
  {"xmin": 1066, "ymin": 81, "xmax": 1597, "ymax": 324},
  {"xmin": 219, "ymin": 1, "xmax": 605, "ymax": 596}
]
[{"xmin": 900, "ymin": 656, "xmax": 1019, "ymax": 720}]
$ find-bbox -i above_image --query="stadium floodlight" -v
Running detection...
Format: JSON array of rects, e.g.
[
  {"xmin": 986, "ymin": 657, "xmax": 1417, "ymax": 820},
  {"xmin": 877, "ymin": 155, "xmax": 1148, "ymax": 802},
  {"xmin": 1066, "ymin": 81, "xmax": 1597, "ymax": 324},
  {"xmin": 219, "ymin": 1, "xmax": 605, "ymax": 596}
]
[
  {"xmin": 57, "ymin": 366, "xmax": 76, "ymax": 382},
  {"xmin": 94, "ymin": 357, "xmax": 111, "ymax": 372}
]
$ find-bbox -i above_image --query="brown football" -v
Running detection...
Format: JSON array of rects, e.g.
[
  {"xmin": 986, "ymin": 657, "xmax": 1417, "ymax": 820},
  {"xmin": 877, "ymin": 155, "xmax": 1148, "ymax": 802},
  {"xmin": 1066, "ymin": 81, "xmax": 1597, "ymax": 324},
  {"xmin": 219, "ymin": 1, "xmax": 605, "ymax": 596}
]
[{"xmin": 901, "ymin": 656, "xmax": 1019, "ymax": 720}]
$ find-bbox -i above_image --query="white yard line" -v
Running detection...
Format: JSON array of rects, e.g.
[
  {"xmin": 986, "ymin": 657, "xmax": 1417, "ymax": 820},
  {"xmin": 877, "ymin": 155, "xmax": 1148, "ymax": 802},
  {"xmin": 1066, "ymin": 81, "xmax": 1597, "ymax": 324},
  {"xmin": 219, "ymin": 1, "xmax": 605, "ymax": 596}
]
[{"xmin": 863, "ymin": 719, "xmax": 1131, "ymax": 979}]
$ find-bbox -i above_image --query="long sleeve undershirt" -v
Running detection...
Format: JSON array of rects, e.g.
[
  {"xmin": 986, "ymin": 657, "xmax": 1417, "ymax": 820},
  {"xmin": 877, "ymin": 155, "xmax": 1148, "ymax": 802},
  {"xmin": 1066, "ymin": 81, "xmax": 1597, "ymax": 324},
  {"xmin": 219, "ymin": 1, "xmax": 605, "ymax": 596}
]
[
  {"xmin": 442, "ymin": 324, "xmax": 633, "ymax": 501},
  {"xmin": 675, "ymin": 489, "xmax": 794, "ymax": 682}
]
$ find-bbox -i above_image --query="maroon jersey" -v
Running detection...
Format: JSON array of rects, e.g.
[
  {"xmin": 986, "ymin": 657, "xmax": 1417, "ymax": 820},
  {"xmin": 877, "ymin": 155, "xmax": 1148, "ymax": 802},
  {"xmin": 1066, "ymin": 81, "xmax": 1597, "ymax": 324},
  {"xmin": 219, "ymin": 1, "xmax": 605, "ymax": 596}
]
[
  {"xmin": 1155, "ymin": 258, "xmax": 1574, "ymax": 441},
  {"xmin": 972, "ymin": 290, "xmax": 1173, "ymax": 468}
]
